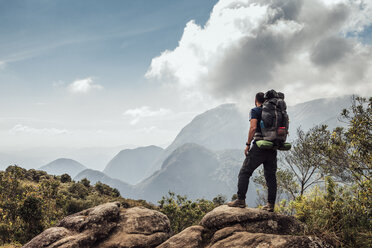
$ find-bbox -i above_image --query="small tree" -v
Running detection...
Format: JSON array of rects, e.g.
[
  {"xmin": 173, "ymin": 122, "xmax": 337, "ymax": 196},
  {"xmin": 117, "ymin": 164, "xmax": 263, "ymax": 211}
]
[
  {"xmin": 80, "ymin": 178, "xmax": 90, "ymax": 187},
  {"xmin": 68, "ymin": 182, "xmax": 89, "ymax": 199},
  {"xmin": 19, "ymin": 195, "xmax": 44, "ymax": 242},
  {"xmin": 158, "ymin": 192, "xmax": 216, "ymax": 233},
  {"xmin": 66, "ymin": 198, "xmax": 91, "ymax": 215},
  {"xmin": 324, "ymin": 96, "xmax": 372, "ymax": 185},
  {"xmin": 254, "ymin": 167, "xmax": 299, "ymax": 204},
  {"xmin": 212, "ymin": 194, "xmax": 227, "ymax": 205},
  {"xmin": 94, "ymin": 181, "xmax": 120, "ymax": 197},
  {"xmin": 60, "ymin": 174, "xmax": 71, "ymax": 183},
  {"xmin": 282, "ymin": 126, "xmax": 330, "ymax": 197}
]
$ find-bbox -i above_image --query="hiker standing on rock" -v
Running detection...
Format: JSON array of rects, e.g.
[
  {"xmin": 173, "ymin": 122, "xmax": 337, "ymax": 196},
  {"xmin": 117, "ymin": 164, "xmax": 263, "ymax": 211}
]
[{"xmin": 228, "ymin": 91, "xmax": 289, "ymax": 212}]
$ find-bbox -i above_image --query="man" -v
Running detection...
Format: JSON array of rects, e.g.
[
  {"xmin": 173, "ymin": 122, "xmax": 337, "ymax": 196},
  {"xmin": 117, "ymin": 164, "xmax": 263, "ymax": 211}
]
[{"xmin": 227, "ymin": 92, "xmax": 277, "ymax": 212}]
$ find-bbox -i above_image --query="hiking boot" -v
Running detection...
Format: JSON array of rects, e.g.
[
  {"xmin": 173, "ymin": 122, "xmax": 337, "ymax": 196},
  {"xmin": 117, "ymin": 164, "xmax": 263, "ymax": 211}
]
[
  {"xmin": 227, "ymin": 199, "xmax": 246, "ymax": 208},
  {"xmin": 261, "ymin": 203, "xmax": 275, "ymax": 212}
]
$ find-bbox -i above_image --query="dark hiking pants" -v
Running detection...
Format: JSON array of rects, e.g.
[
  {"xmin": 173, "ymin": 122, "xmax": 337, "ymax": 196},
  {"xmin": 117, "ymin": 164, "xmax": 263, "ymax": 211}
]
[{"xmin": 237, "ymin": 144, "xmax": 277, "ymax": 204}]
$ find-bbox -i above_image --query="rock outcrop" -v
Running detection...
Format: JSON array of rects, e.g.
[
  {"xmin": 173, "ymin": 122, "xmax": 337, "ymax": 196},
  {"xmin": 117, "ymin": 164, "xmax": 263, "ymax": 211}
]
[
  {"xmin": 23, "ymin": 202, "xmax": 170, "ymax": 248},
  {"xmin": 200, "ymin": 205, "xmax": 304, "ymax": 235},
  {"xmin": 157, "ymin": 226, "xmax": 205, "ymax": 248},
  {"xmin": 162, "ymin": 205, "xmax": 332, "ymax": 248},
  {"xmin": 99, "ymin": 206, "xmax": 171, "ymax": 248},
  {"xmin": 24, "ymin": 203, "xmax": 333, "ymax": 248}
]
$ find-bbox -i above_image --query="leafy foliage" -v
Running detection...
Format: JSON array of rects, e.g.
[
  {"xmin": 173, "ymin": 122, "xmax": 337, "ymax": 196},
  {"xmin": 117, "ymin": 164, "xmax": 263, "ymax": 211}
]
[
  {"xmin": 0, "ymin": 166, "xmax": 152, "ymax": 245},
  {"xmin": 158, "ymin": 192, "xmax": 221, "ymax": 234},
  {"xmin": 283, "ymin": 126, "xmax": 331, "ymax": 197},
  {"xmin": 254, "ymin": 167, "xmax": 299, "ymax": 205},
  {"xmin": 283, "ymin": 178, "xmax": 372, "ymax": 247},
  {"xmin": 325, "ymin": 96, "xmax": 372, "ymax": 184},
  {"xmin": 60, "ymin": 173, "xmax": 71, "ymax": 183},
  {"xmin": 253, "ymin": 125, "xmax": 331, "ymax": 204},
  {"xmin": 19, "ymin": 195, "xmax": 44, "ymax": 241}
]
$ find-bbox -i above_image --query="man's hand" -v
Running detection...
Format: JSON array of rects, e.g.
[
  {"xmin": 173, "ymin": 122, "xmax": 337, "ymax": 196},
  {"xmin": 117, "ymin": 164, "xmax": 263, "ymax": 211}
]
[
  {"xmin": 245, "ymin": 119, "xmax": 256, "ymax": 156},
  {"xmin": 244, "ymin": 145, "xmax": 250, "ymax": 156}
]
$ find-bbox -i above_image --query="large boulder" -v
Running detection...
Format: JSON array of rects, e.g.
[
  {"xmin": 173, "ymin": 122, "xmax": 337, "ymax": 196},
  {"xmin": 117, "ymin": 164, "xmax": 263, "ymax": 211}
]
[
  {"xmin": 99, "ymin": 207, "xmax": 171, "ymax": 248},
  {"xmin": 157, "ymin": 226, "xmax": 204, "ymax": 248},
  {"xmin": 23, "ymin": 202, "xmax": 171, "ymax": 248},
  {"xmin": 23, "ymin": 203, "xmax": 333, "ymax": 248},
  {"xmin": 22, "ymin": 227, "xmax": 72, "ymax": 248},
  {"xmin": 200, "ymin": 205, "xmax": 304, "ymax": 235},
  {"xmin": 200, "ymin": 205, "xmax": 333, "ymax": 248},
  {"xmin": 209, "ymin": 231, "xmax": 332, "ymax": 248},
  {"xmin": 23, "ymin": 202, "xmax": 121, "ymax": 248},
  {"xmin": 156, "ymin": 205, "xmax": 332, "ymax": 248}
]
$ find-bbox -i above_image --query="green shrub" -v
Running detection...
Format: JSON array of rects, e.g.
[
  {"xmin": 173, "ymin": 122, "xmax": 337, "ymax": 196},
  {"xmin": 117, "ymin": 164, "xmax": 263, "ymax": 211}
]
[
  {"xmin": 5, "ymin": 166, "xmax": 26, "ymax": 179},
  {"xmin": 0, "ymin": 166, "xmax": 144, "ymax": 245},
  {"xmin": 25, "ymin": 169, "xmax": 49, "ymax": 182},
  {"xmin": 80, "ymin": 178, "xmax": 90, "ymax": 187},
  {"xmin": 158, "ymin": 192, "xmax": 216, "ymax": 234},
  {"xmin": 94, "ymin": 181, "xmax": 119, "ymax": 197},
  {"xmin": 68, "ymin": 183, "xmax": 89, "ymax": 199},
  {"xmin": 212, "ymin": 194, "xmax": 226, "ymax": 205},
  {"xmin": 0, "ymin": 224, "xmax": 11, "ymax": 244},
  {"xmin": 66, "ymin": 198, "xmax": 91, "ymax": 215},
  {"xmin": 112, "ymin": 188, "xmax": 120, "ymax": 197},
  {"xmin": 60, "ymin": 174, "xmax": 71, "ymax": 183},
  {"xmin": 19, "ymin": 195, "xmax": 43, "ymax": 223},
  {"xmin": 18, "ymin": 195, "xmax": 44, "ymax": 242},
  {"xmin": 280, "ymin": 178, "xmax": 372, "ymax": 248}
]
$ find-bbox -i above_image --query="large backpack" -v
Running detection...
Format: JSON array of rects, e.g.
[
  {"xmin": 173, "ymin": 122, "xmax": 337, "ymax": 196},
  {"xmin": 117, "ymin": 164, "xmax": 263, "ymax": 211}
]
[{"xmin": 259, "ymin": 90, "xmax": 289, "ymax": 145}]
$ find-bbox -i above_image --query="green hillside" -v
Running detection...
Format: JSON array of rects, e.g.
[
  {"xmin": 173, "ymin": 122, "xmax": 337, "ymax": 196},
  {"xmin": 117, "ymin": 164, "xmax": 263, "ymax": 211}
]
[{"xmin": 0, "ymin": 166, "xmax": 154, "ymax": 246}]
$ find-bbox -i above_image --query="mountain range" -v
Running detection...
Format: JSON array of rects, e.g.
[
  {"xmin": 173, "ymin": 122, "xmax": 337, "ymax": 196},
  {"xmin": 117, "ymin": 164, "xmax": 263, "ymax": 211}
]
[
  {"xmin": 134, "ymin": 143, "xmax": 242, "ymax": 203},
  {"xmin": 2, "ymin": 95, "xmax": 354, "ymax": 204},
  {"xmin": 74, "ymin": 143, "xmax": 252, "ymax": 205}
]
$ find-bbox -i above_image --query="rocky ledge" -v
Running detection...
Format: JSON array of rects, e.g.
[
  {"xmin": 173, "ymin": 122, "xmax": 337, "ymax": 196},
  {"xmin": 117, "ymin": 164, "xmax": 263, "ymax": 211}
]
[{"xmin": 23, "ymin": 203, "xmax": 333, "ymax": 248}]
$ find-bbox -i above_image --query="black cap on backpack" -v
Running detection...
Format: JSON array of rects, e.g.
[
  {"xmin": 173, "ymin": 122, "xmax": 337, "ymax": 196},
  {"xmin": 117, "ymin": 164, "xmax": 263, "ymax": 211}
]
[{"xmin": 264, "ymin": 90, "xmax": 278, "ymax": 100}]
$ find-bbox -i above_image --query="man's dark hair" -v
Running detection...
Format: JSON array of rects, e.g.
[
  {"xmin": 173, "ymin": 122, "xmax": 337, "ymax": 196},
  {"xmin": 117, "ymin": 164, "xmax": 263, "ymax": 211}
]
[{"xmin": 255, "ymin": 92, "xmax": 264, "ymax": 104}]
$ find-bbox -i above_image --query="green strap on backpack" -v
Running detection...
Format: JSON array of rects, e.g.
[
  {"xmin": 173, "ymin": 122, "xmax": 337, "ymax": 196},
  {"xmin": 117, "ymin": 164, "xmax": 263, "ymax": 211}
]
[{"xmin": 256, "ymin": 140, "xmax": 291, "ymax": 151}]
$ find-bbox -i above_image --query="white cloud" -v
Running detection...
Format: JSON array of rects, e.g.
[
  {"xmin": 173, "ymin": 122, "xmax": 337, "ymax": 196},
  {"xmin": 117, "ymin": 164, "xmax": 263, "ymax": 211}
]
[
  {"xmin": 146, "ymin": 0, "xmax": 372, "ymax": 105},
  {"xmin": 123, "ymin": 106, "xmax": 172, "ymax": 125},
  {"xmin": 68, "ymin": 77, "xmax": 103, "ymax": 94},
  {"xmin": 9, "ymin": 124, "xmax": 69, "ymax": 135}
]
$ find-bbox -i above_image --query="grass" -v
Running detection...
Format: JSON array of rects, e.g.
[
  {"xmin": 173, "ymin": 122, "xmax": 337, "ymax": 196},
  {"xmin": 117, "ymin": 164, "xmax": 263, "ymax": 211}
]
[{"xmin": 0, "ymin": 244, "xmax": 22, "ymax": 248}]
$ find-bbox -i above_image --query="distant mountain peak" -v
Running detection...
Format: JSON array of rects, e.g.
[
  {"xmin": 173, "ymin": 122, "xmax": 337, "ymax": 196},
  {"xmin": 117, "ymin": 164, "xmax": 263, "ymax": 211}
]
[
  {"xmin": 161, "ymin": 143, "xmax": 215, "ymax": 169},
  {"xmin": 49, "ymin": 158, "xmax": 80, "ymax": 163},
  {"xmin": 74, "ymin": 169, "xmax": 133, "ymax": 196},
  {"xmin": 39, "ymin": 158, "xmax": 86, "ymax": 178},
  {"xmin": 103, "ymin": 145, "xmax": 164, "ymax": 185},
  {"xmin": 116, "ymin": 145, "xmax": 163, "ymax": 156}
]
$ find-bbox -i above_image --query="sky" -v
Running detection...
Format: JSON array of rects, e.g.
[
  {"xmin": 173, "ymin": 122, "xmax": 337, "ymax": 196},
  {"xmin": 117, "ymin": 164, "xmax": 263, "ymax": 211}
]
[{"xmin": 0, "ymin": 0, "xmax": 372, "ymax": 153}]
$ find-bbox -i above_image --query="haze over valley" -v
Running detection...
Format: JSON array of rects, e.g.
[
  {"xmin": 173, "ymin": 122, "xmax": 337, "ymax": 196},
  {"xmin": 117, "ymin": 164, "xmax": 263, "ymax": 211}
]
[{"xmin": 1, "ymin": 95, "xmax": 353, "ymax": 204}]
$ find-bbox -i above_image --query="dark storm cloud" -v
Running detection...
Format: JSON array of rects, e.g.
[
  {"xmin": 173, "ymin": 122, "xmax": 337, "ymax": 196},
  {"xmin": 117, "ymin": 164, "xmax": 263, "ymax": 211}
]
[
  {"xmin": 147, "ymin": 0, "xmax": 372, "ymax": 104},
  {"xmin": 311, "ymin": 36, "xmax": 353, "ymax": 66}
]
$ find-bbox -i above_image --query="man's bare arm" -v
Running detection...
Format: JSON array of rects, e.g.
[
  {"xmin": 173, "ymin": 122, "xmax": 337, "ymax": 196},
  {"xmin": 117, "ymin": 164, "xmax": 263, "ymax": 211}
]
[{"xmin": 247, "ymin": 119, "xmax": 257, "ymax": 145}]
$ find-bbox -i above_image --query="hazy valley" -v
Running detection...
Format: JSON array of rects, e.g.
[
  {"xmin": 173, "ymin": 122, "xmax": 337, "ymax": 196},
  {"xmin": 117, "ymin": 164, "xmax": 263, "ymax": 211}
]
[{"xmin": 0, "ymin": 95, "xmax": 352, "ymax": 205}]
